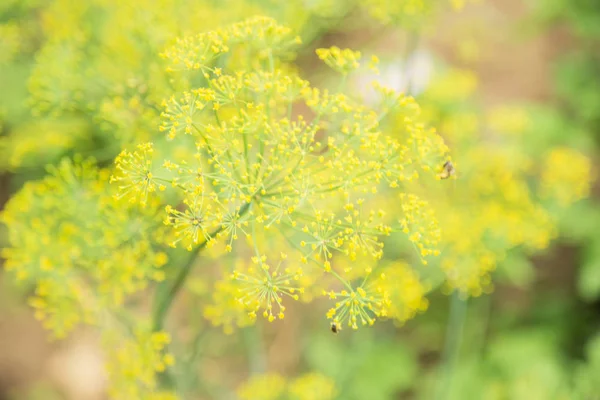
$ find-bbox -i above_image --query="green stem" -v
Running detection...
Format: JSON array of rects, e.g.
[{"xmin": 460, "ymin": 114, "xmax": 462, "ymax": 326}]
[
  {"xmin": 338, "ymin": 74, "xmax": 348, "ymax": 93},
  {"xmin": 152, "ymin": 201, "xmax": 252, "ymax": 332},
  {"xmin": 287, "ymin": 100, "xmax": 293, "ymax": 121},
  {"xmin": 151, "ymin": 202, "xmax": 252, "ymax": 390},
  {"xmin": 151, "ymin": 236, "xmax": 215, "ymax": 332},
  {"xmin": 213, "ymin": 108, "xmax": 222, "ymax": 127},
  {"xmin": 435, "ymin": 291, "xmax": 468, "ymax": 400},
  {"xmin": 243, "ymin": 323, "xmax": 266, "ymax": 374}
]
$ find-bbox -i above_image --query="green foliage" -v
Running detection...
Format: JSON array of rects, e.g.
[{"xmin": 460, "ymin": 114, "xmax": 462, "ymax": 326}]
[{"xmin": 305, "ymin": 331, "xmax": 417, "ymax": 399}]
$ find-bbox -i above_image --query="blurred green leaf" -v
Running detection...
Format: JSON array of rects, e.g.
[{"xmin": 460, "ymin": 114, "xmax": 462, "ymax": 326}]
[
  {"xmin": 497, "ymin": 253, "xmax": 535, "ymax": 288},
  {"xmin": 349, "ymin": 341, "xmax": 416, "ymax": 400},
  {"xmin": 305, "ymin": 331, "xmax": 416, "ymax": 400},
  {"xmin": 573, "ymin": 334, "xmax": 600, "ymax": 399},
  {"xmin": 579, "ymin": 237, "xmax": 600, "ymax": 300}
]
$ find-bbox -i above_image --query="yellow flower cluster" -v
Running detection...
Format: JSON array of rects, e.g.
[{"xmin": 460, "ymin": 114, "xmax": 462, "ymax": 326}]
[
  {"xmin": 288, "ymin": 373, "xmax": 338, "ymax": 400},
  {"xmin": 399, "ymin": 193, "xmax": 442, "ymax": 263},
  {"xmin": 111, "ymin": 143, "xmax": 165, "ymax": 206},
  {"xmin": 5, "ymin": 1, "xmax": 592, "ymax": 399},
  {"xmin": 232, "ymin": 254, "xmax": 304, "ymax": 322},
  {"xmin": 316, "ymin": 46, "xmax": 361, "ymax": 75},
  {"xmin": 203, "ymin": 278, "xmax": 256, "ymax": 334},
  {"xmin": 486, "ymin": 106, "xmax": 530, "ymax": 135},
  {"xmin": 238, "ymin": 373, "xmax": 287, "ymax": 400},
  {"xmin": 113, "ymin": 17, "xmax": 450, "ymax": 328},
  {"xmin": 162, "ymin": 16, "xmax": 300, "ymax": 73},
  {"xmin": 237, "ymin": 372, "xmax": 337, "ymax": 400},
  {"xmin": 0, "ymin": 118, "xmax": 89, "ymax": 170},
  {"xmin": 104, "ymin": 329, "xmax": 176, "ymax": 400},
  {"xmin": 379, "ymin": 262, "xmax": 430, "ymax": 323},
  {"xmin": 366, "ymin": 0, "xmax": 428, "ymax": 24},
  {"xmin": 396, "ymin": 69, "xmax": 593, "ymax": 295},
  {"xmin": 435, "ymin": 148, "xmax": 555, "ymax": 293},
  {"xmin": 21, "ymin": 0, "xmax": 310, "ymax": 157},
  {"xmin": 364, "ymin": 0, "xmax": 472, "ymax": 26},
  {"xmin": 541, "ymin": 147, "xmax": 593, "ymax": 207},
  {"xmin": 2, "ymin": 0, "xmax": 475, "ymax": 172},
  {"xmin": 0, "ymin": 158, "xmax": 168, "ymax": 337},
  {"xmin": 325, "ymin": 271, "xmax": 391, "ymax": 330}
]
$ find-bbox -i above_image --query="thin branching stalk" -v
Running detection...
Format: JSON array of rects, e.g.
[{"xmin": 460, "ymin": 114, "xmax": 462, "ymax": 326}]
[{"xmin": 435, "ymin": 291, "xmax": 468, "ymax": 400}]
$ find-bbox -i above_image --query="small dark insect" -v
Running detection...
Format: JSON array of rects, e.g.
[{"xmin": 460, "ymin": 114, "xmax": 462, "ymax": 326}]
[
  {"xmin": 439, "ymin": 160, "xmax": 456, "ymax": 180},
  {"xmin": 331, "ymin": 323, "xmax": 339, "ymax": 334}
]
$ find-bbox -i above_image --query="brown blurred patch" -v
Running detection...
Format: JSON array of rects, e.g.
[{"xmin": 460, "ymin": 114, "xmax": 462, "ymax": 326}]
[
  {"xmin": 426, "ymin": 0, "xmax": 570, "ymax": 104},
  {"xmin": 0, "ymin": 276, "xmax": 52, "ymax": 397}
]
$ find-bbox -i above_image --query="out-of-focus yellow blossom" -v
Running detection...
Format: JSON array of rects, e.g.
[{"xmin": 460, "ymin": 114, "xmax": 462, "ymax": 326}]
[
  {"xmin": 316, "ymin": 47, "xmax": 361, "ymax": 75},
  {"xmin": 28, "ymin": 1, "xmax": 310, "ymax": 146},
  {"xmin": 203, "ymin": 279, "xmax": 255, "ymax": 334},
  {"xmin": 541, "ymin": 147, "xmax": 593, "ymax": 207},
  {"xmin": 440, "ymin": 111, "xmax": 479, "ymax": 143},
  {"xmin": 368, "ymin": 55, "xmax": 380, "ymax": 74},
  {"xmin": 0, "ymin": 117, "xmax": 90, "ymax": 170},
  {"xmin": 237, "ymin": 373, "xmax": 286, "ymax": 400},
  {"xmin": 113, "ymin": 17, "xmax": 449, "ymax": 329},
  {"xmin": 28, "ymin": 40, "xmax": 86, "ymax": 116},
  {"xmin": 104, "ymin": 329, "xmax": 176, "ymax": 400},
  {"xmin": 237, "ymin": 372, "xmax": 337, "ymax": 400},
  {"xmin": 364, "ymin": 0, "xmax": 475, "ymax": 27},
  {"xmin": 434, "ymin": 148, "xmax": 556, "ymax": 294},
  {"xmin": 366, "ymin": 0, "xmax": 428, "ymax": 24},
  {"xmin": 487, "ymin": 106, "xmax": 531, "ymax": 135},
  {"xmin": 450, "ymin": 0, "xmax": 481, "ymax": 10},
  {"xmin": 288, "ymin": 373, "xmax": 337, "ymax": 400},
  {"xmin": 395, "ymin": 68, "xmax": 593, "ymax": 295},
  {"xmin": 0, "ymin": 158, "xmax": 168, "ymax": 337},
  {"xmin": 378, "ymin": 262, "xmax": 429, "ymax": 323},
  {"xmin": 422, "ymin": 69, "xmax": 478, "ymax": 106}
]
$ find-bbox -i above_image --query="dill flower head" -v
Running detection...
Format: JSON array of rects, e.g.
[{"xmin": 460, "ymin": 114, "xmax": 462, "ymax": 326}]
[
  {"xmin": 232, "ymin": 254, "xmax": 304, "ymax": 321},
  {"xmin": 324, "ymin": 270, "xmax": 391, "ymax": 330},
  {"xmin": 1, "ymin": 157, "xmax": 168, "ymax": 337},
  {"xmin": 111, "ymin": 143, "xmax": 165, "ymax": 206},
  {"xmin": 112, "ymin": 16, "xmax": 450, "ymax": 329}
]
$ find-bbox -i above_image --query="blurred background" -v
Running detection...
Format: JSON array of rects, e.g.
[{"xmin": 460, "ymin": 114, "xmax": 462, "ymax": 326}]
[{"xmin": 1, "ymin": 0, "xmax": 599, "ymax": 399}]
